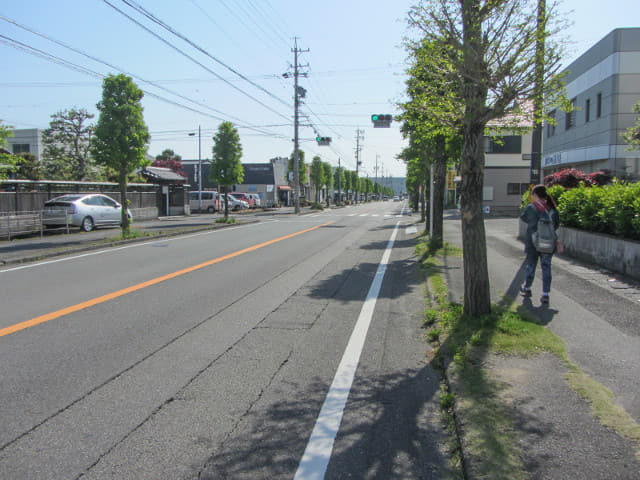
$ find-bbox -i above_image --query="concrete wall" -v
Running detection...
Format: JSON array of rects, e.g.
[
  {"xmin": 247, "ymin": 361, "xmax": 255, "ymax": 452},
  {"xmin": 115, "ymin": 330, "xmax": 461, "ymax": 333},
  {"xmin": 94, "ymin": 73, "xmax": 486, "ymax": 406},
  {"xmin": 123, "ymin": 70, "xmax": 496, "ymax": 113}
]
[{"xmin": 518, "ymin": 220, "xmax": 640, "ymax": 280}]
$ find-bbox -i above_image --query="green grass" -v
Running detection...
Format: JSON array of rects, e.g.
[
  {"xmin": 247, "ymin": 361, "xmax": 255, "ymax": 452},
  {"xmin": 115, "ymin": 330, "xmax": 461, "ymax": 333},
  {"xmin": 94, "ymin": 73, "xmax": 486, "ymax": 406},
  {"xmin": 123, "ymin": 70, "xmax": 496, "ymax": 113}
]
[
  {"xmin": 416, "ymin": 234, "xmax": 640, "ymax": 475},
  {"xmin": 215, "ymin": 217, "xmax": 236, "ymax": 224}
]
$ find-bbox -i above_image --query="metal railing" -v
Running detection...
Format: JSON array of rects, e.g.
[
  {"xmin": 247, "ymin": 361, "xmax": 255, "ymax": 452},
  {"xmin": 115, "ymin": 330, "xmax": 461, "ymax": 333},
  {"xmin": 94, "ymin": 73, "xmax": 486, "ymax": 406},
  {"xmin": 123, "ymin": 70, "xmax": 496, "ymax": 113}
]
[{"xmin": 1, "ymin": 210, "xmax": 71, "ymax": 240}]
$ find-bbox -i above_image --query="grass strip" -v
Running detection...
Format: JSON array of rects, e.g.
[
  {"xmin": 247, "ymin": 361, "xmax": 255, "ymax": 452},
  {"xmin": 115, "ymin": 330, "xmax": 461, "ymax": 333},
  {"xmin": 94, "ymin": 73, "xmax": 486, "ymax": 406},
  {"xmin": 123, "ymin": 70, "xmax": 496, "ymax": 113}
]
[{"xmin": 416, "ymin": 232, "xmax": 640, "ymax": 477}]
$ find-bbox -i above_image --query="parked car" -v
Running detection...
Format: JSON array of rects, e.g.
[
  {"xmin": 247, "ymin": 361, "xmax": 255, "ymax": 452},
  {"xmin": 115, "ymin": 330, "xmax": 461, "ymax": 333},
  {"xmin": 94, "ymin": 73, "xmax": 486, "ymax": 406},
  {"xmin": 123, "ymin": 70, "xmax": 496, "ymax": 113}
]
[
  {"xmin": 228, "ymin": 192, "xmax": 254, "ymax": 208},
  {"xmin": 189, "ymin": 191, "xmax": 218, "ymax": 213},
  {"xmin": 393, "ymin": 195, "xmax": 400, "ymax": 201},
  {"xmin": 246, "ymin": 193, "xmax": 261, "ymax": 208},
  {"xmin": 220, "ymin": 194, "xmax": 248, "ymax": 211},
  {"xmin": 42, "ymin": 194, "xmax": 132, "ymax": 232}
]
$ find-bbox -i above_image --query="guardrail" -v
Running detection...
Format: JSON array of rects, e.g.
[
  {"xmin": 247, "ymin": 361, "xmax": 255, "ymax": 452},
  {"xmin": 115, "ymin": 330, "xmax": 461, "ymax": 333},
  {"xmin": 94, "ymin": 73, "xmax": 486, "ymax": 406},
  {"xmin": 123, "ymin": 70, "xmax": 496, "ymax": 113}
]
[
  {"xmin": 1, "ymin": 208, "xmax": 160, "ymax": 240},
  {"xmin": 1, "ymin": 210, "xmax": 72, "ymax": 240}
]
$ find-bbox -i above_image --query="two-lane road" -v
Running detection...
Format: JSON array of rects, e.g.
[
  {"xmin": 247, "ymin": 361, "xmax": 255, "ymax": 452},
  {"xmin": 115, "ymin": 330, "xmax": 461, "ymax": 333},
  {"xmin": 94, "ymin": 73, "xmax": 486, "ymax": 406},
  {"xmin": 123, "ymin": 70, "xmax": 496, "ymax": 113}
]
[{"xmin": 0, "ymin": 202, "xmax": 450, "ymax": 479}]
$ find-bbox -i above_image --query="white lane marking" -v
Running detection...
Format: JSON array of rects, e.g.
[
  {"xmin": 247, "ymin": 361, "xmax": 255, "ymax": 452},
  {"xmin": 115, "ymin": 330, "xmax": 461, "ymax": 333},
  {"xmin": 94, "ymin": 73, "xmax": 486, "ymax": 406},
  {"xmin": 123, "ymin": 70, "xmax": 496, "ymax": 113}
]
[
  {"xmin": 347, "ymin": 214, "xmax": 356, "ymax": 217},
  {"xmin": 294, "ymin": 221, "xmax": 400, "ymax": 480},
  {"xmin": 406, "ymin": 226, "xmax": 417, "ymax": 235},
  {"xmin": 371, "ymin": 214, "xmax": 379, "ymax": 217},
  {"xmin": 359, "ymin": 214, "xmax": 368, "ymax": 217},
  {"xmin": 0, "ymin": 222, "xmax": 267, "ymax": 274}
]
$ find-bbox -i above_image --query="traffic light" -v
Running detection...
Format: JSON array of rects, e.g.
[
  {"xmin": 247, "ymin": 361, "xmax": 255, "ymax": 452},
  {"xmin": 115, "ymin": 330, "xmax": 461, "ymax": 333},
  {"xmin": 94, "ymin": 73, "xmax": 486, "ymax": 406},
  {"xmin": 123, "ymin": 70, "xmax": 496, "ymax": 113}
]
[
  {"xmin": 316, "ymin": 136, "xmax": 331, "ymax": 146},
  {"xmin": 371, "ymin": 114, "xmax": 392, "ymax": 128}
]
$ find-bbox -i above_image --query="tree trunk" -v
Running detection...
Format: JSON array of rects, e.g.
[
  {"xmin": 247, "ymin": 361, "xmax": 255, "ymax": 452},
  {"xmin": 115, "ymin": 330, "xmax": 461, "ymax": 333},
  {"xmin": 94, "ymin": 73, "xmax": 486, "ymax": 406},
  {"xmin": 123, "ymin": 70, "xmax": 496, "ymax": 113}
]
[
  {"xmin": 224, "ymin": 185, "xmax": 229, "ymax": 219},
  {"xmin": 460, "ymin": 125, "xmax": 491, "ymax": 317},
  {"xmin": 432, "ymin": 135, "xmax": 447, "ymax": 249},
  {"xmin": 420, "ymin": 184, "xmax": 426, "ymax": 223},
  {"xmin": 460, "ymin": 0, "xmax": 491, "ymax": 317},
  {"xmin": 119, "ymin": 170, "xmax": 129, "ymax": 235}
]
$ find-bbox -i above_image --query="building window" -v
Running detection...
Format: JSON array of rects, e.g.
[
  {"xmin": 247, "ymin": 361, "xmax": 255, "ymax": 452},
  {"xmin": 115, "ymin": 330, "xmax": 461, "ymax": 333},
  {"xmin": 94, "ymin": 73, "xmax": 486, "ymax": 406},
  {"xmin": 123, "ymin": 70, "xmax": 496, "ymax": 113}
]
[
  {"xmin": 596, "ymin": 93, "xmax": 602, "ymax": 118},
  {"xmin": 566, "ymin": 98, "xmax": 577, "ymax": 130},
  {"xmin": 508, "ymin": 183, "xmax": 531, "ymax": 195},
  {"xmin": 585, "ymin": 98, "xmax": 591, "ymax": 122},
  {"xmin": 507, "ymin": 183, "xmax": 520, "ymax": 195},
  {"xmin": 12, "ymin": 144, "xmax": 30, "ymax": 154},
  {"xmin": 484, "ymin": 135, "xmax": 522, "ymax": 154},
  {"xmin": 547, "ymin": 110, "xmax": 556, "ymax": 138}
]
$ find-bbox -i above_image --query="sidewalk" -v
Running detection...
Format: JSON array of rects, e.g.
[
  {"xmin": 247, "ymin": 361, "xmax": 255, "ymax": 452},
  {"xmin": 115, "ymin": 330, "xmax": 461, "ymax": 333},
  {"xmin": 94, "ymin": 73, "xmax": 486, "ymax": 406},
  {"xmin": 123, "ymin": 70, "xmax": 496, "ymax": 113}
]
[{"xmin": 442, "ymin": 214, "xmax": 640, "ymax": 479}]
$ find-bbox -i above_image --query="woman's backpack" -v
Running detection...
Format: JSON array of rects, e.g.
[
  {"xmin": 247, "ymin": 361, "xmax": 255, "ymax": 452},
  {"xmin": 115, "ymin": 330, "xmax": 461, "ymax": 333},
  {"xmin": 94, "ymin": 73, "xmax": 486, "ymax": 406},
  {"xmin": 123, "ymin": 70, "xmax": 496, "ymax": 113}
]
[{"xmin": 532, "ymin": 210, "xmax": 557, "ymax": 254}]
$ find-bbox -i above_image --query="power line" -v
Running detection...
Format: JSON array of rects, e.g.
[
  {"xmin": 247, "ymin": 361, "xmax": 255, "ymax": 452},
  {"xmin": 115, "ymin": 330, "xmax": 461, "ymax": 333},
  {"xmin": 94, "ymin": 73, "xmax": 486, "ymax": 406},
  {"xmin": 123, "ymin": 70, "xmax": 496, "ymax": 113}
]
[
  {"xmin": 100, "ymin": 0, "xmax": 291, "ymax": 123},
  {"xmin": 0, "ymin": 32, "xmax": 290, "ymax": 141},
  {"xmin": 115, "ymin": 0, "xmax": 292, "ymax": 110},
  {"xmin": 0, "ymin": 14, "xmax": 288, "ymax": 139}
]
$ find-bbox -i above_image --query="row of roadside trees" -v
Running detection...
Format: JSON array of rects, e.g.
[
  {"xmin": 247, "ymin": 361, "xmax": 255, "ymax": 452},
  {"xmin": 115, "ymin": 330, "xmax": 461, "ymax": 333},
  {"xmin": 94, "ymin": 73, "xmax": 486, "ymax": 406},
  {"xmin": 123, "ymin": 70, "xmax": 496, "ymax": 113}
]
[
  {"xmin": 399, "ymin": 0, "xmax": 640, "ymax": 317},
  {"xmin": 397, "ymin": 0, "xmax": 570, "ymax": 317},
  {"xmin": 288, "ymin": 150, "xmax": 394, "ymax": 206}
]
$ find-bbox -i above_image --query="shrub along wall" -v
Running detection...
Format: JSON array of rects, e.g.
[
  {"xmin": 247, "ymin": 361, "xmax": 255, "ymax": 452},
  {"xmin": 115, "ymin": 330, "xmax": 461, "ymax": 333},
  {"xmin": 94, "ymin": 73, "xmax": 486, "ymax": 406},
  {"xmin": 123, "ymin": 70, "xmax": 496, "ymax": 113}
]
[
  {"xmin": 519, "ymin": 180, "xmax": 640, "ymax": 280},
  {"xmin": 521, "ymin": 181, "xmax": 640, "ymax": 241}
]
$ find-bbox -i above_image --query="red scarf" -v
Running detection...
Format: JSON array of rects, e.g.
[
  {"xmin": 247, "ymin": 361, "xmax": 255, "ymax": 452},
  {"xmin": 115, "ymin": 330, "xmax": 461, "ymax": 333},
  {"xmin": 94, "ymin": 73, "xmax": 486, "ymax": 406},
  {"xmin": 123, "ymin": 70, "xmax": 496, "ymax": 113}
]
[{"xmin": 533, "ymin": 200, "xmax": 548, "ymax": 213}]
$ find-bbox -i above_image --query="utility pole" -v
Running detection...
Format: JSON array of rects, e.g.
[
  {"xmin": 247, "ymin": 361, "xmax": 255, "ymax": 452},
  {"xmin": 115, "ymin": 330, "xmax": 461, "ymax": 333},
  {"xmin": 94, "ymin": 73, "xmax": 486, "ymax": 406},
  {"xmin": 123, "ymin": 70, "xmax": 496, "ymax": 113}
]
[
  {"xmin": 354, "ymin": 129, "xmax": 364, "ymax": 204},
  {"xmin": 292, "ymin": 39, "xmax": 309, "ymax": 214},
  {"xmin": 188, "ymin": 125, "xmax": 202, "ymax": 212},
  {"xmin": 283, "ymin": 38, "xmax": 309, "ymax": 214},
  {"xmin": 338, "ymin": 157, "xmax": 342, "ymax": 205}
]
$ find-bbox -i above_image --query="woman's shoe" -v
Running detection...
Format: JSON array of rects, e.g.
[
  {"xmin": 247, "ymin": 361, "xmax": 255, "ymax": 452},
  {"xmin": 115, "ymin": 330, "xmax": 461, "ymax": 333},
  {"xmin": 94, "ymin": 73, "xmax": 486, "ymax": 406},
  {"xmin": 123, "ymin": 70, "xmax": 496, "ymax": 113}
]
[
  {"xmin": 520, "ymin": 286, "xmax": 532, "ymax": 297},
  {"xmin": 541, "ymin": 294, "xmax": 549, "ymax": 305}
]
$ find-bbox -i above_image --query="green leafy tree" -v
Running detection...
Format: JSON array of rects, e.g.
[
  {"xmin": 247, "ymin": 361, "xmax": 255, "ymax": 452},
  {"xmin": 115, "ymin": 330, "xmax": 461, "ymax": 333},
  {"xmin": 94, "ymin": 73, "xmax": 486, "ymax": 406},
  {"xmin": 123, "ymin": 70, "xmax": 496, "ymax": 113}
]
[
  {"xmin": 15, "ymin": 153, "xmax": 42, "ymax": 180},
  {"xmin": 310, "ymin": 156, "xmax": 326, "ymax": 204},
  {"xmin": 0, "ymin": 120, "xmax": 17, "ymax": 179},
  {"xmin": 92, "ymin": 74, "xmax": 150, "ymax": 235},
  {"xmin": 42, "ymin": 108, "xmax": 97, "ymax": 181},
  {"xmin": 288, "ymin": 149, "xmax": 307, "ymax": 186},
  {"xmin": 343, "ymin": 170, "xmax": 352, "ymax": 202},
  {"xmin": 350, "ymin": 171, "xmax": 359, "ymax": 202},
  {"xmin": 323, "ymin": 161, "xmax": 333, "ymax": 205},
  {"xmin": 210, "ymin": 121, "xmax": 244, "ymax": 219},
  {"xmin": 623, "ymin": 101, "xmax": 640, "ymax": 151},
  {"xmin": 400, "ymin": 37, "xmax": 464, "ymax": 247},
  {"xmin": 407, "ymin": 0, "xmax": 567, "ymax": 316}
]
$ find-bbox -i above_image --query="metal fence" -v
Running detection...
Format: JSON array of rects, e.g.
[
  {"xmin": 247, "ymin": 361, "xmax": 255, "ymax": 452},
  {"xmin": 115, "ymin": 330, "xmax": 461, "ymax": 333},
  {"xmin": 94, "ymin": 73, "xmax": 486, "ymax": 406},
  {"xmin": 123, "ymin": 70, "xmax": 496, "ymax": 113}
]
[{"xmin": 0, "ymin": 207, "xmax": 158, "ymax": 240}]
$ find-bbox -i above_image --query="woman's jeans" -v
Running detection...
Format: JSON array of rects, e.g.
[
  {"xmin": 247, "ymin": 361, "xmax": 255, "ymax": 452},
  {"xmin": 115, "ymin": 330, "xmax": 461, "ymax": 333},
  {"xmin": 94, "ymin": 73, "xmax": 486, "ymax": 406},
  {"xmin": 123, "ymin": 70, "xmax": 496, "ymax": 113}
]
[{"xmin": 524, "ymin": 248, "xmax": 552, "ymax": 294}]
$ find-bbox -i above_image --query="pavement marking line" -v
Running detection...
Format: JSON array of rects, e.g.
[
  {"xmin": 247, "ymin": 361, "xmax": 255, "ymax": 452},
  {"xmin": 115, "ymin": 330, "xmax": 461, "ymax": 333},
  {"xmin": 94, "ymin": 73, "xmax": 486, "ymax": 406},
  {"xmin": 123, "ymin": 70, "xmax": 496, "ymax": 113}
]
[
  {"xmin": 0, "ymin": 221, "xmax": 335, "ymax": 339},
  {"xmin": 0, "ymin": 223, "xmax": 262, "ymax": 274},
  {"xmin": 294, "ymin": 221, "xmax": 400, "ymax": 480}
]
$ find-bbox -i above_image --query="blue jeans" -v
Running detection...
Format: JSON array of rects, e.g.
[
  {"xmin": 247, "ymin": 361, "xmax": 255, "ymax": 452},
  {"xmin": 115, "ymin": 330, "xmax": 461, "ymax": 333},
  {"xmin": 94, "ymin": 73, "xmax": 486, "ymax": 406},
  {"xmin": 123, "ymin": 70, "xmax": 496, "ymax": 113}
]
[{"xmin": 524, "ymin": 248, "xmax": 553, "ymax": 294}]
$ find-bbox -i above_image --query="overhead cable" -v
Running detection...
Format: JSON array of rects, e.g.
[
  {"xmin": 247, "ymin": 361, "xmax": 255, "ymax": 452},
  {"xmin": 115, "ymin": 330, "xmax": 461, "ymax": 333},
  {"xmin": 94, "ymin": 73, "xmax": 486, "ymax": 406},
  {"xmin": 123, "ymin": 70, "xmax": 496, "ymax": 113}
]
[{"xmin": 116, "ymin": 0, "xmax": 292, "ymax": 110}]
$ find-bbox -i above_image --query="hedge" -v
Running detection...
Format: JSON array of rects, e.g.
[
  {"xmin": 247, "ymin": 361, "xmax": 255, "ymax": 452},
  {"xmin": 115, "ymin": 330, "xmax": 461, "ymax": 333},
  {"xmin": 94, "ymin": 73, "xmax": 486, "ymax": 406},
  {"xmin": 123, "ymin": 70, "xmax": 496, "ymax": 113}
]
[{"xmin": 521, "ymin": 181, "xmax": 640, "ymax": 241}]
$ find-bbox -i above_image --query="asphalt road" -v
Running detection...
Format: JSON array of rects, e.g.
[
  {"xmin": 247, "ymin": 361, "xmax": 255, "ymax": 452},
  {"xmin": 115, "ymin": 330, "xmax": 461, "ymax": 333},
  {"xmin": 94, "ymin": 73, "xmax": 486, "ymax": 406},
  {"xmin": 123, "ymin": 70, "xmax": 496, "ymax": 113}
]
[{"xmin": 0, "ymin": 202, "xmax": 452, "ymax": 479}]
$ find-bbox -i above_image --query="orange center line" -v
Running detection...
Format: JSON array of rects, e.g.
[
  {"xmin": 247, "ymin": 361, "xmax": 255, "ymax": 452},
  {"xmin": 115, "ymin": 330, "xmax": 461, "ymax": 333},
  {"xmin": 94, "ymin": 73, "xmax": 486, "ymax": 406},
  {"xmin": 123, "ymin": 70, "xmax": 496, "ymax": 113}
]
[{"xmin": 0, "ymin": 221, "xmax": 335, "ymax": 339}]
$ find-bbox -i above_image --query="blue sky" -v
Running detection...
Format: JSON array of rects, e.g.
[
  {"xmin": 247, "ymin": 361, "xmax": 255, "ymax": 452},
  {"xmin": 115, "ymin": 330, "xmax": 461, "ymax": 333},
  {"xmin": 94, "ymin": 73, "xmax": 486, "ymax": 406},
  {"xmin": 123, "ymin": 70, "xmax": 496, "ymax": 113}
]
[{"xmin": 1, "ymin": 0, "xmax": 638, "ymax": 178}]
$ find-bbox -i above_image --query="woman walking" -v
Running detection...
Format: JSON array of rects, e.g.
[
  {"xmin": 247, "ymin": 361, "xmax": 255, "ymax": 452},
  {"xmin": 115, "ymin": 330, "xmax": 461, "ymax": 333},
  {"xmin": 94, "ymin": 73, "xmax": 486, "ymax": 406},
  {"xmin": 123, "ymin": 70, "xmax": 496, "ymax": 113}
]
[{"xmin": 520, "ymin": 184, "xmax": 560, "ymax": 304}]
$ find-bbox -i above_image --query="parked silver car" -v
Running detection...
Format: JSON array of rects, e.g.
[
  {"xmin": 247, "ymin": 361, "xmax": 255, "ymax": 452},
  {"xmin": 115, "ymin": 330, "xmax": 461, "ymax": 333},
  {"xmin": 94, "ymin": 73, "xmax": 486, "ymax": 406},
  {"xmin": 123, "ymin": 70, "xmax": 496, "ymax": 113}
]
[
  {"xmin": 42, "ymin": 194, "xmax": 132, "ymax": 232},
  {"xmin": 220, "ymin": 194, "xmax": 249, "ymax": 211}
]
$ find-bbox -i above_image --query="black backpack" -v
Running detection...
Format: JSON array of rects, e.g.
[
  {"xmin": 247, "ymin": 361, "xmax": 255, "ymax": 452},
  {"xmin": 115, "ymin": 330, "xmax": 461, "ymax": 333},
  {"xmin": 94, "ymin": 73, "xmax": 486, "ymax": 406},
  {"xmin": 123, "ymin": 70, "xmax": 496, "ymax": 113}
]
[{"xmin": 532, "ymin": 209, "xmax": 557, "ymax": 254}]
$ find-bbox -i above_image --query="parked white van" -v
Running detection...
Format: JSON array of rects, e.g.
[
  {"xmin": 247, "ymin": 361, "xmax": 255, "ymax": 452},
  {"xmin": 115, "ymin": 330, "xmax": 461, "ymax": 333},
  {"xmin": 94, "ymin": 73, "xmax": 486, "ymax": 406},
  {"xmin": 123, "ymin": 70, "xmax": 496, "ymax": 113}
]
[{"xmin": 189, "ymin": 191, "xmax": 218, "ymax": 213}]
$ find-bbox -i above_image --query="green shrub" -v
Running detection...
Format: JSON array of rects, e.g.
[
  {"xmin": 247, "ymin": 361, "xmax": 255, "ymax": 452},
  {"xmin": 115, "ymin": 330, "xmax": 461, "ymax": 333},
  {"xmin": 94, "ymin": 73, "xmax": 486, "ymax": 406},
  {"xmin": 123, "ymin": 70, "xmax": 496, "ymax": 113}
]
[{"xmin": 556, "ymin": 181, "xmax": 640, "ymax": 240}]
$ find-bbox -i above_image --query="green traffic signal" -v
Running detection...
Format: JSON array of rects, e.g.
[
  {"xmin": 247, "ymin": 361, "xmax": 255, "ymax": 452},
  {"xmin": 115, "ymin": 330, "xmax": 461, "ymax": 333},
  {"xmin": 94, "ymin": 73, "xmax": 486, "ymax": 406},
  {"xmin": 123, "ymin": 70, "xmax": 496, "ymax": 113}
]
[{"xmin": 371, "ymin": 114, "xmax": 379, "ymax": 122}]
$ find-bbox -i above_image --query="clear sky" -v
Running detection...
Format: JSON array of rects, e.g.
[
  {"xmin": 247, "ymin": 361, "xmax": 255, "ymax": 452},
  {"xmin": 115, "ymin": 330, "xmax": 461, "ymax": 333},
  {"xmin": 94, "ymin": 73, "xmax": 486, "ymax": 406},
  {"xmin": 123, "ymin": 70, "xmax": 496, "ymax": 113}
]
[{"xmin": 1, "ymin": 0, "xmax": 638, "ymax": 178}]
